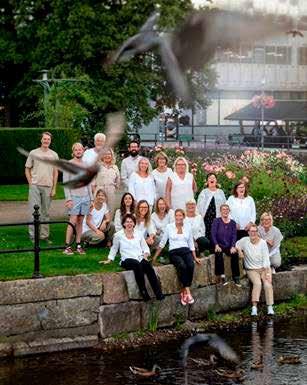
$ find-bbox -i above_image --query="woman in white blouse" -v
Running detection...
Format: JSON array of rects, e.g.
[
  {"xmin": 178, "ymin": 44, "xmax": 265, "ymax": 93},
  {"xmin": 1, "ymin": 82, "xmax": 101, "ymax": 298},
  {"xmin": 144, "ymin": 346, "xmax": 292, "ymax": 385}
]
[
  {"xmin": 197, "ymin": 173, "xmax": 226, "ymax": 240},
  {"xmin": 166, "ymin": 157, "xmax": 197, "ymax": 211},
  {"xmin": 128, "ymin": 158, "xmax": 155, "ymax": 208},
  {"xmin": 236, "ymin": 224, "xmax": 274, "ymax": 316},
  {"xmin": 135, "ymin": 200, "xmax": 156, "ymax": 246},
  {"xmin": 185, "ymin": 200, "xmax": 210, "ymax": 255},
  {"xmin": 153, "ymin": 209, "xmax": 201, "ymax": 306},
  {"xmin": 113, "ymin": 192, "xmax": 135, "ymax": 232},
  {"xmin": 258, "ymin": 212, "xmax": 283, "ymax": 273},
  {"xmin": 151, "ymin": 197, "xmax": 174, "ymax": 246},
  {"xmin": 227, "ymin": 181, "xmax": 256, "ymax": 240},
  {"xmin": 101, "ymin": 214, "xmax": 164, "ymax": 301},
  {"xmin": 152, "ymin": 151, "xmax": 173, "ymax": 200}
]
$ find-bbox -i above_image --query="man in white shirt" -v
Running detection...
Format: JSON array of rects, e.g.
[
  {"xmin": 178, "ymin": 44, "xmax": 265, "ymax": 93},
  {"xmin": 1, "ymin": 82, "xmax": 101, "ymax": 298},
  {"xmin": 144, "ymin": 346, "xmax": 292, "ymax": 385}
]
[
  {"xmin": 120, "ymin": 140, "xmax": 151, "ymax": 190},
  {"xmin": 83, "ymin": 132, "xmax": 106, "ymax": 166}
]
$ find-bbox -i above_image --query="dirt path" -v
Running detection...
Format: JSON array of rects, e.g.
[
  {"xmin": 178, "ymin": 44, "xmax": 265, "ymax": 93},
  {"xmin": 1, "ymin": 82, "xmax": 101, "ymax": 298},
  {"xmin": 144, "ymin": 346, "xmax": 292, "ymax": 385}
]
[{"xmin": 0, "ymin": 200, "xmax": 66, "ymax": 224}]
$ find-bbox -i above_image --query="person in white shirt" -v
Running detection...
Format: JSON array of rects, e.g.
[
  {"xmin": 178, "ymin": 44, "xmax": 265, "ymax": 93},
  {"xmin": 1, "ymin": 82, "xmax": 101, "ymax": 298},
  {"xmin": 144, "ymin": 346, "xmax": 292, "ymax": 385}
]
[
  {"xmin": 120, "ymin": 140, "xmax": 151, "ymax": 190},
  {"xmin": 114, "ymin": 192, "xmax": 135, "ymax": 232},
  {"xmin": 81, "ymin": 189, "xmax": 115, "ymax": 246},
  {"xmin": 184, "ymin": 199, "xmax": 210, "ymax": 255},
  {"xmin": 153, "ymin": 209, "xmax": 201, "ymax": 306},
  {"xmin": 236, "ymin": 224, "xmax": 274, "ymax": 316},
  {"xmin": 128, "ymin": 158, "xmax": 155, "ymax": 208},
  {"xmin": 227, "ymin": 181, "xmax": 256, "ymax": 240},
  {"xmin": 135, "ymin": 200, "xmax": 156, "ymax": 246},
  {"xmin": 82, "ymin": 133, "xmax": 106, "ymax": 166},
  {"xmin": 196, "ymin": 173, "xmax": 226, "ymax": 241},
  {"xmin": 63, "ymin": 143, "xmax": 93, "ymax": 255},
  {"xmin": 152, "ymin": 151, "xmax": 173, "ymax": 200},
  {"xmin": 258, "ymin": 212, "xmax": 283, "ymax": 273},
  {"xmin": 101, "ymin": 214, "xmax": 164, "ymax": 301},
  {"xmin": 165, "ymin": 157, "xmax": 197, "ymax": 211},
  {"xmin": 151, "ymin": 197, "xmax": 174, "ymax": 247}
]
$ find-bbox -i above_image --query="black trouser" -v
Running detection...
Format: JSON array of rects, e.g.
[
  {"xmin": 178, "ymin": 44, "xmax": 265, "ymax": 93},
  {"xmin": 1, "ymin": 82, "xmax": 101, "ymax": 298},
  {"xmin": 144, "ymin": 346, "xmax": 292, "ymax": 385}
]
[
  {"xmin": 121, "ymin": 258, "xmax": 163, "ymax": 300},
  {"xmin": 215, "ymin": 247, "xmax": 240, "ymax": 280},
  {"xmin": 237, "ymin": 230, "xmax": 248, "ymax": 240},
  {"xmin": 169, "ymin": 247, "xmax": 194, "ymax": 287},
  {"xmin": 195, "ymin": 236, "xmax": 210, "ymax": 253}
]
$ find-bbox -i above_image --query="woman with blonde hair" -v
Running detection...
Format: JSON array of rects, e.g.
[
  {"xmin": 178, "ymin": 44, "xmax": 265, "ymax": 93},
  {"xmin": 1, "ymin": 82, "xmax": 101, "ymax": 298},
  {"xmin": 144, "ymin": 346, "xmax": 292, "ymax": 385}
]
[
  {"xmin": 128, "ymin": 158, "xmax": 155, "ymax": 208},
  {"xmin": 93, "ymin": 148, "xmax": 120, "ymax": 215},
  {"xmin": 152, "ymin": 151, "xmax": 173, "ymax": 200},
  {"xmin": 258, "ymin": 212, "xmax": 283, "ymax": 273},
  {"xmin": 166, "ymin": 156, "xmax": 197, "ymax": 210},
  {"xmin": 135, "ymin": 200, "xmax": 156, "ymax": 246},
  {"xmin": 151, "ymin": 197, "xmax": 174, "ymax": 247}
]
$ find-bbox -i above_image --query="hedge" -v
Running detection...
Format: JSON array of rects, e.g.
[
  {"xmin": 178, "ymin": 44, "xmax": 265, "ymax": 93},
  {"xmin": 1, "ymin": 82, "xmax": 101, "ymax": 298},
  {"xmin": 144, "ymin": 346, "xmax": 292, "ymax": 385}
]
[{"xmin": 0, "ymin": 128, "xmax": 78, "ymax": 183}]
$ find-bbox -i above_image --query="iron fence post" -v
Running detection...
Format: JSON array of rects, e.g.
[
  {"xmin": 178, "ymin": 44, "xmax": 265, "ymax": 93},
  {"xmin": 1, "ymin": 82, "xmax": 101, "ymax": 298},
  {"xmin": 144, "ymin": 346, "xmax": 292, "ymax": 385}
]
[{"xmin": 32, "ymin": 205, "xmax": 43, "ymax": 278}]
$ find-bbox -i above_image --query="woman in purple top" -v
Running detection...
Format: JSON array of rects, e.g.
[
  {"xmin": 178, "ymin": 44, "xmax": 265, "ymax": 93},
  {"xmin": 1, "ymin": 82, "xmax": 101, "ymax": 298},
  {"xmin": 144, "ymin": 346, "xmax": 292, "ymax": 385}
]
[{"xmin": 211, "ymin": 204, "xmax": 240, "ymax": 286}]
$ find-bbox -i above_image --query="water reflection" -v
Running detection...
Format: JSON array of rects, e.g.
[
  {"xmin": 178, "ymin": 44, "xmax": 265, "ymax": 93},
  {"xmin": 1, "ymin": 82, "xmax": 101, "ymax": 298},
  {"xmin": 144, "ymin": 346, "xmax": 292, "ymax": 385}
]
[{"xmin": 0, "ymin": 317, "xmax": 306, "ymax": 385}]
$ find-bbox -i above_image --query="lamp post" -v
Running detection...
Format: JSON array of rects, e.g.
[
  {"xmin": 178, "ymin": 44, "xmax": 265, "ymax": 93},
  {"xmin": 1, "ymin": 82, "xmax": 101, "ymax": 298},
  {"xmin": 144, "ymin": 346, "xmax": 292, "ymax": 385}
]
[{"xmin": 260, "ymin": 78, "xmax": 265, "ymax": 150}]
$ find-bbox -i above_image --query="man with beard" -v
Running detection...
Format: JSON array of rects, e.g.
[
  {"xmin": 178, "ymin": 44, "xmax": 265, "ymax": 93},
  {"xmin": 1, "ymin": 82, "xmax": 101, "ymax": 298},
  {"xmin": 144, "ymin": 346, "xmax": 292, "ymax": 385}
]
[
  {"xmin": 120, "ymin": 140, "xmax": 151, "ymax": 190},
  {"xmin": 83, "ymin": 132, "xmax": 106, "ymax": 166}
]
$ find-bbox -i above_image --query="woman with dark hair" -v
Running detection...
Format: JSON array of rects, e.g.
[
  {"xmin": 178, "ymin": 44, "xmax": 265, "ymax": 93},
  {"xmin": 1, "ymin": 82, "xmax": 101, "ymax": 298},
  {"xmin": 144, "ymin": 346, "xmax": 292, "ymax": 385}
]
[
  {"xmin": 226, "ymin": 181, "xmax": 256, "ymax": 240},
  {"xmin": 135, "ymin": 200, "xmax": 156, "ymax": 246},
  {"xmin": 153, "ymin": 209, "xmax": 201, "ymax": 306},
  {"xmin": 101, "ymin": 214, "xmax": 164, "ymax": 301},
  {"xmin": 114, "ymin": 192, "xmax": 135, "ymax": 232},
  {"xmin": 197, "ymin": 173, "xmax": 226, "ymax": 240}
]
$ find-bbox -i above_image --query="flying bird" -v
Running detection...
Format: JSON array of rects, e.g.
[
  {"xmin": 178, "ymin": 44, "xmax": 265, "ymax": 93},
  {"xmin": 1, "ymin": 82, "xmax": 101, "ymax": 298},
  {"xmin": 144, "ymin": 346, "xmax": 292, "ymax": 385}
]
[
  {"xmin": 18, "ymin": 112, "xmax": 125, "ymax": 189},
  {"xmin": 111, "ymin": 9, "xmax": 295, "ymax": 103},
  {"xmin": 179, "ymin": 333, "xmax": 239, "ymax": 368}
]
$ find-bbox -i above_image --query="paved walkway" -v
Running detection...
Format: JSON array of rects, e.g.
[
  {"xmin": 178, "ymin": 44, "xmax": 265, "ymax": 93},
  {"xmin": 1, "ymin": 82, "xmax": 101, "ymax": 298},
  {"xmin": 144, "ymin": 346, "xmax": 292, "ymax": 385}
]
[{"xmin": 0, "ymin": 200, "xmax": 66, "ymax": 224}]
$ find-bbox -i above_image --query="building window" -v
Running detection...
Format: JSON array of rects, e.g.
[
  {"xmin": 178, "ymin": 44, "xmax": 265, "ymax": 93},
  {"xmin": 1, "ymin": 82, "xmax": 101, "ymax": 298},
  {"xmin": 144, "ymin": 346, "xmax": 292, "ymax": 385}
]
[{"xmin": 298, "ymin": 47, "xmax": 307, "ymax": 65}]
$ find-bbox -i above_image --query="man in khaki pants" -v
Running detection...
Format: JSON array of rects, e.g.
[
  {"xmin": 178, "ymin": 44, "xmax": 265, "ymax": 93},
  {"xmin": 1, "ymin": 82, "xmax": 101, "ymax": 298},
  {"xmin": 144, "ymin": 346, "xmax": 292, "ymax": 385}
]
[{"xmin": 25, "ymin": 132, "xmax": 59, "ymax": 241}]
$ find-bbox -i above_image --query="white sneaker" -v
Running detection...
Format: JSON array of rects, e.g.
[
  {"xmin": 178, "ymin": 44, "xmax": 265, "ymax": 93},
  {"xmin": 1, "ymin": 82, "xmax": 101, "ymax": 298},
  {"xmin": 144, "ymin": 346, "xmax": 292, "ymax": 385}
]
[
  {"xmin": 267, "ymin": 305, "xmax": 274, "ymax": 315},
  {"xmin": 251, "ymin": 306, "xmax": 258, "ymax": 316}
]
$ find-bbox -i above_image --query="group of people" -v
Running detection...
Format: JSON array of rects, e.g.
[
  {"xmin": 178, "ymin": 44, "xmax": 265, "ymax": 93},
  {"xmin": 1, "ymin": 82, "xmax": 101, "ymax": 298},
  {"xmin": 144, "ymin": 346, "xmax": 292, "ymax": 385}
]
[{"xmin": 25, "ymin": 132, "xmax": 283, "ymax": 314}]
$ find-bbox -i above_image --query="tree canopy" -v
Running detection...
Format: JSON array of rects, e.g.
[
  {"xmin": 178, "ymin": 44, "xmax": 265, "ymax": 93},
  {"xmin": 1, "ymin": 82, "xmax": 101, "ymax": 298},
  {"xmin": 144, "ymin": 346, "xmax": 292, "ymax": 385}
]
[{"xmin": 0, "ymin": 0, "xmax": 216, "ymax": 135}]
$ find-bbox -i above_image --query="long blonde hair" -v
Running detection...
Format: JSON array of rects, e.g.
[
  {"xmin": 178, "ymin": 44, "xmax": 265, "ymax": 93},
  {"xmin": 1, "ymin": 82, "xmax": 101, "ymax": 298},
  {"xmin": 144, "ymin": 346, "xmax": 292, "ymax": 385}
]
[{"xmin": 173, "ymin": 156, "xmax": 189, "ymax": 173}]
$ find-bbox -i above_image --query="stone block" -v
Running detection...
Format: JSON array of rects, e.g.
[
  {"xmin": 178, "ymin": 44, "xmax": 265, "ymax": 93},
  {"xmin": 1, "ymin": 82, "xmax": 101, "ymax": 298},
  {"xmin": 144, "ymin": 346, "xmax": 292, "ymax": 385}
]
[
  {"xmin": 0, "ymin": 343, "xmax": 13, "ymax": 358},
  {"xmin": 272, "ymin": 271, "xmax": 306, "ymax": 301},
  {"xmin": 122, "ymin": 271, "xmax": 155, "ymax": 300},
  {"xmin": 0, "ymin": 297, "xmax": 100, "ymax": 336},
  {"xmin": 189, "ymin": 286, "xmax": 217, "ymax": 320},
  {"xmin": 155, "ymin": 265, "xmax": 181, "ymax": 294},
  {"xmin": 192, "ymin": 257, "xmax": 210, "ymax": 288},
  {"xmin": 101, "ymin": 273, "xmax": 129, "ymax": 304},
  {"xmin": 99, "ymin": 302, "xmax": 142, "ymax": 338},
  {"xmin": 216, "ymin": 278, "xmax": 250, "ymax": 311},
  {"xmin": 208, "ymin": 254, "xmax": 217, "ymax": 284},
  {"xmin": 0, "ymin": 274, "xmax": 103, "ymax": 305}
]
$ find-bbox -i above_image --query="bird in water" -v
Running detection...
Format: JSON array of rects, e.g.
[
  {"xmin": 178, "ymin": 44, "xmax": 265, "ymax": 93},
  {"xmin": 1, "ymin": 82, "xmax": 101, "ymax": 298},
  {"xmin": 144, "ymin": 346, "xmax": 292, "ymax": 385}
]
[
  {"xmin": 277, "ymin": 355, "xmax": 301, "ymax": 365},
  {"xmin": 189, "ymin": 354, "xmax": 217, "ymax": 367},
  {"xmin": 129, "ymin": 364, "xmax": 161, "ymax": 378},
  {"xmin": 110, "ymin": 8, "xmax": 296, "ymax": 103},
  {"xmin": 17, "ymin": 112, "xmax": 125, "ymax": 189},
  {"xmin": 215, "ymin": 368, "xmax": 245, "ymax": 382},
  {"xmin": 251, "ymin": 354, "xmax": 264, "ymax": 370}
]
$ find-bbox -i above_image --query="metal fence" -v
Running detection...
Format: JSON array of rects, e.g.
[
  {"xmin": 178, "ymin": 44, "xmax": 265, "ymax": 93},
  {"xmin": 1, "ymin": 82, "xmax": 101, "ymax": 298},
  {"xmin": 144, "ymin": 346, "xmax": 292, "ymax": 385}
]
[{"xmin": 0, "ymin": 205, "xmax": 76, "ymax": 278}]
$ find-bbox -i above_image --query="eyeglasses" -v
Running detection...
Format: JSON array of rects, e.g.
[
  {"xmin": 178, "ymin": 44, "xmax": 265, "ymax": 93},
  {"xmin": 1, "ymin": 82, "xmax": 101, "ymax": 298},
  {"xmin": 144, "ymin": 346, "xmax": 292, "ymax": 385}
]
[{"xmin": 139, "ymin": 206, "xmax": 148, "ymax": 209}]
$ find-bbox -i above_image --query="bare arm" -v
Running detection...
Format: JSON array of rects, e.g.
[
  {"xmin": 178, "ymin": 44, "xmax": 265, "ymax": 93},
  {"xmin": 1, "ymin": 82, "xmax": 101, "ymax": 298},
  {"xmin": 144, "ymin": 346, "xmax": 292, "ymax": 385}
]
[
  {"xmin": 192, "ymin": 177, "xmax": 197, "ymax": 193},
  {"xmin": 51, "ymin": 168, "xmax": 58, "ymax": 197},
  {"xmin": 165, "ymin": 177, "xmax": 172, "ymax": 208}
]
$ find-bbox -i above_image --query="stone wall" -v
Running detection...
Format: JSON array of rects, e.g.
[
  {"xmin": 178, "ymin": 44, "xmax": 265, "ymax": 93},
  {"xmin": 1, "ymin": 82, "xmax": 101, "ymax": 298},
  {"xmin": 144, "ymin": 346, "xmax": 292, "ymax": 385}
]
[{"xmin": 0, "ymin": 257, "xmax": 306, "ymax": 358}]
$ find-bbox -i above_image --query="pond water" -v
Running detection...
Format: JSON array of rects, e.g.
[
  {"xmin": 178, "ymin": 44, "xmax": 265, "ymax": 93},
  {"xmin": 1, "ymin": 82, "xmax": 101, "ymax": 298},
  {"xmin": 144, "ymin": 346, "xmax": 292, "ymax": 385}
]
[{"xmin": 0, "ymin": 316, "xmax": 306, "ymax": 385}]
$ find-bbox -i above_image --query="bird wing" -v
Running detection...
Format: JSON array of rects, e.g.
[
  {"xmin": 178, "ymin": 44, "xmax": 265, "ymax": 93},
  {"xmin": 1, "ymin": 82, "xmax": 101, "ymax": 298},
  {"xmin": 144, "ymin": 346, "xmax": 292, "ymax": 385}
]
[
  {"xmin": 17, "ymin": 147, "xmax": 83, "ymax": 175},
  {"xmin": 139, "ymin": 11, "xmax": 160, "ymax": 33},
  {"xmin": 96, "ymin": 112, "xmax": 125, "ymax": 159},
  {"xmin": 173, "ymin": 9, "xmax": 294, "ymax": 71},
  {"xmin": 208, "ymin": 334, "xmax": 239, "ymax": 364}
]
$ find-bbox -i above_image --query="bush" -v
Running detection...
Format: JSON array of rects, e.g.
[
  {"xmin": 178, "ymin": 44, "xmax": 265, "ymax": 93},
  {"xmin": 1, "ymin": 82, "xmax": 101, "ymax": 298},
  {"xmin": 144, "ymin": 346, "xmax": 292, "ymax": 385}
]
[{"xmin": 0, "ymin": 127, "xmax": 78, "ymax": 183}]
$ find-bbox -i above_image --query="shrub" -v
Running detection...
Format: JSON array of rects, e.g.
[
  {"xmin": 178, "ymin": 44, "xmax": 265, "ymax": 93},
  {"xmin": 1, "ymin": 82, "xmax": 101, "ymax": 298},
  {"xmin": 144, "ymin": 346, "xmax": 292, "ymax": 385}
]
[{"xmin": 0, "ymin": 127, "xmax": 78, "ymax": 183}]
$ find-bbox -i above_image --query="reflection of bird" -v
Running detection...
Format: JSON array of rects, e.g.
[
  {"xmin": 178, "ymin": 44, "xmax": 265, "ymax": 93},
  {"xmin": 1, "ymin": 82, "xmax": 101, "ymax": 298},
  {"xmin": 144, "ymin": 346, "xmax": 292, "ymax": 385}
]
[
  {"xmin": 190, "ymin": 354, "xmax": 217, "ymax": 367},
  {"xmin": 18, "ymin": 112, "xmax": 125, "ymax": 189},
  {"xmin": 179, "ymin": 333, "xmax": 239, "ymax": 368},
  {"xmin": 251, "ymin": 354, "xmax": 264, "ymax": 369},
  {"xmin": 129, "ymin": 364, "xmax": 161, "ymax": 377},
  {"xmin": 287, "ymin": 29, "xmax": 304, "ymax": 38},
  {"xmin": 111, "ymin": 9, "xmax": 294, "ymax": 103},
  {"xmin": 277, "ymin": 355, "xmax": 301, "ymax": 365}
]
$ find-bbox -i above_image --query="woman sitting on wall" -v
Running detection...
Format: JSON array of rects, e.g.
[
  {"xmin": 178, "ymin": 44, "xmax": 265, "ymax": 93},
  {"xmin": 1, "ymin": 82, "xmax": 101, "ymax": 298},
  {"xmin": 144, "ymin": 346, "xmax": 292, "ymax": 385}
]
[
  {"xmin": 101, "ymin": 214, "xmax": 164, "ymax": 302},
  {"xmin": 258, "ymin": 212, "xmax": 283, "ymax": 274},
  {"xmin": 151, "ymin": 197, "xmax": 174, "ymax": 247},
  {"xmin": 153, "ymin": 209, "xmax": 201, "ymax": 306},
  {"xmin": 135, "ymin": 200, "xmax": 156, "ymax": 246},
  {"xmin": 114, "ymin": 192, "xmax": 135, "ymax": 233},
  {"xmin": 236, "ymin": 223, "xmax": 274, "ymax": 316}
]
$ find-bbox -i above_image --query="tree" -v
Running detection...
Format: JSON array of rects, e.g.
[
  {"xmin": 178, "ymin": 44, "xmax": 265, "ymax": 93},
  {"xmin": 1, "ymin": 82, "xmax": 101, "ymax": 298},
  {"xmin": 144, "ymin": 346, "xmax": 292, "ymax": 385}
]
[{"xmin": 0, "ymin": 0, "xmax": 216, "ymax": 136}]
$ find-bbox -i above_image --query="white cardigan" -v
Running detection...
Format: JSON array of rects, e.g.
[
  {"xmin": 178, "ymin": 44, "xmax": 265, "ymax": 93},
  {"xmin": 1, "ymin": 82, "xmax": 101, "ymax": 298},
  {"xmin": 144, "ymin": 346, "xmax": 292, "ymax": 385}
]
[
  {"xmin": 197, "ymin": 188, "xmax": 226, "ymax": 218},
  {"xmin": 184, "ymin": 215, "xmax": 206, "ymax": 240}
]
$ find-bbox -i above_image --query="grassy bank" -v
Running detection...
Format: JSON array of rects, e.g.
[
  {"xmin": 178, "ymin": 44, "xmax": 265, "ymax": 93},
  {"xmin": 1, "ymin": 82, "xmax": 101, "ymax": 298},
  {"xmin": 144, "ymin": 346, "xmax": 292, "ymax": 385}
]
[{"xmin": 0, "ymin": 184, "xmax": 65, "ymax": 201}]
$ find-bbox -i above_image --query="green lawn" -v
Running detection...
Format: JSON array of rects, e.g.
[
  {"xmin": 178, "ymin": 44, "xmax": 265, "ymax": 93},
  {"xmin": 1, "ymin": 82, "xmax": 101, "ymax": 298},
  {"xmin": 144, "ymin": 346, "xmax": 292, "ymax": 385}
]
[
  {"xmin": 0, "ymin": 184, "xmax": 65, "ymax": 201},
  {"xmin": 0, "ymin": 224, "xmax": 121, "ymax": 281}
]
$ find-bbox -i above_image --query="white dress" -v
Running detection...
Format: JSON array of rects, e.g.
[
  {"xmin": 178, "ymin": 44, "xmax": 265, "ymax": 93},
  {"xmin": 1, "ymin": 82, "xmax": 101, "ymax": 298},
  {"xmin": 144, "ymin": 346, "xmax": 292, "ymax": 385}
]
[
  {"xmin": 152, "ymin": 168, "xmax": 173, "ymax": 200},
  {"xmin": 170, "ymin": 172, "xmax": 194, "ymax": 211}
]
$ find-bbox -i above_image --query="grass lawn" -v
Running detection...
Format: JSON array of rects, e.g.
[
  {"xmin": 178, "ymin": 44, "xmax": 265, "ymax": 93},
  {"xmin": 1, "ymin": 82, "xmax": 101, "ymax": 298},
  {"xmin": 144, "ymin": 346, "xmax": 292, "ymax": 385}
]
[
  {"xmin": 0, "ymin": 223, "xmax": 121, "ymax": 281},
  {"xmin": 0, "ymin": 184, "xmax": 65, "ymax": 201}
]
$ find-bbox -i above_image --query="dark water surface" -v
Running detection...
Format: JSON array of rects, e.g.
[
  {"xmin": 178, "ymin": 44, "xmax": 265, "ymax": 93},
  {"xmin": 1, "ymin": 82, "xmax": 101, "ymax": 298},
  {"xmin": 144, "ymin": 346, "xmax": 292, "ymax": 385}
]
[{"xmin": 0, "ymin": 316, "xmax": 306, "ymax": 385}]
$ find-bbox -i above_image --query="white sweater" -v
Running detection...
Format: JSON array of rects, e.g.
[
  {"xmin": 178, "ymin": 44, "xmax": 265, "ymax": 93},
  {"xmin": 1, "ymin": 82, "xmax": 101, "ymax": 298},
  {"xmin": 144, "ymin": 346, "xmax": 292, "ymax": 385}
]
[
  {"xmin": 236, "ymin": 237, "xmax": 270, "ymax": 269},
  {"xmin": 184, "ymin": 215, "xmax": 206, "ymax": 240},
  {"xmin": 128, "ymin": 172, "xmax": 156, "ymax": 206},
  {"xmin": 226, "ymin": 195, "xmax": 256, "ymax": 230},
  {"xmin": 159, "ymin": 222, "xmax": 195, "ymax": 251}
]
